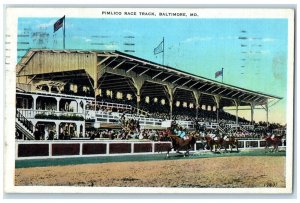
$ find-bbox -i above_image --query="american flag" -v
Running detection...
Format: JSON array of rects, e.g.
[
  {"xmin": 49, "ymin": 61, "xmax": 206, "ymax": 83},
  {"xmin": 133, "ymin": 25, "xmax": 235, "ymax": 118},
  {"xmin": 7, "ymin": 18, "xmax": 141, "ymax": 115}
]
[
  {"xmin": 54, "ymin": 16, "xmax": 65, "ymax": 33},
  {"xmin": 215, "ymin": 69, "xmax": 223, "ymax": 78},
  {"xmin": 154, "ymin": 39, "xmax": 164, "ymax": 55}
]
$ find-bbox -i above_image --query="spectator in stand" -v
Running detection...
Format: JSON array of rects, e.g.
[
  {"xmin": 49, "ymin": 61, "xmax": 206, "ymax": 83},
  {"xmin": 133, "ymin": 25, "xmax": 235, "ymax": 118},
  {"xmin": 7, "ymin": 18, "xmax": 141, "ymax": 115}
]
[
  {"xmin": 47, "ymin": 130, "xmax": 55, "ymax": 140},
  {"xmin": 34, "ymin": 128, "xmax": 41, "ymax": 140}
]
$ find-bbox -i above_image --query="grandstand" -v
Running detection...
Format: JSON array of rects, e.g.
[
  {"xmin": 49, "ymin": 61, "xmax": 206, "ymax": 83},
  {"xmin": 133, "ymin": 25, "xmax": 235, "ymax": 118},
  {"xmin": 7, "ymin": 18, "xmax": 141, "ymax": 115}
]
[{"xmin": 16, "ymin": 49, "xmax": 283, "ymax": 140}]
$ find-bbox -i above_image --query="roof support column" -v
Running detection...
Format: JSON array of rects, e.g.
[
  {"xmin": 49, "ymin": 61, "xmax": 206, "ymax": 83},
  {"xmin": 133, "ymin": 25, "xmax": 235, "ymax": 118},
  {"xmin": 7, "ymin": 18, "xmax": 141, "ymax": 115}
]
[
  {"xmin": 265, "ymin": 101, "xmax": 269, "ymax": 127},
  {"xmin": 233, "ymin": 100, "xmax": 240, "ymax": 125},
  {"xmin": 57, "ymin": 86, "xmax": 63, "ymax": 94},
  {"xmin": 193, "ymin": 91, "xmax": 201, "ymax": 119},
  {"xmin": 166, "ymin": 85, "xmax": 176, "ymax": 120},
  {"xmin": 56, "ymin": 98, "xmax": 61, "ymax": 112},
  {"xmin": 93, "ymin": 53, "xmax": 101, "ymax": 103},
  {"xmin": 214, "ymin": 95, "xmax": 221, "ymax": 123},
  {"xmin": 132, "ymin": 77, "xmax": 145, "ymax": 114},
  {"xmin": 47, "ymin": 85, "xmax": 51, "ymax": 93},
  {"xmin": 93, "ymin": 53, "xmax": 99, "ymax": 90},
  {"xmin": 250, "ymin": 102, "xmax": 255, "ymax": 125},
  {"xmin": 75, "ymin": 99, "xmax": 83, "ymax": 114},
  {"xmin": 260, "ymin": 100, "xmax": 270, "ymax": 128},
  {"xmin": 55, "ymin": 121, "xmax": 60, "ymax": 140},
  {"xmin": 32, "ymin": 95, "xmax": 38, "ymax": 111}
]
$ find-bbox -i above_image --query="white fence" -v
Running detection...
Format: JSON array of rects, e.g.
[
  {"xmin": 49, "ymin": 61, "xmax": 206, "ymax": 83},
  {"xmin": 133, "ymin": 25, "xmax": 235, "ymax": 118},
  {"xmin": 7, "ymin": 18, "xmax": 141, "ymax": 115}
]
[{"xmin": 15, "ymin": 139, "xmax": 286, "ymax": 160}]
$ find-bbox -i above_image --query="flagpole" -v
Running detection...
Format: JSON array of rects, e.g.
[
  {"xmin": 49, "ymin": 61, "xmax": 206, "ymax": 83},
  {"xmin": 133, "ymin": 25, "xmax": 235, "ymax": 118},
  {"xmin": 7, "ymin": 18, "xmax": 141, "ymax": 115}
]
[
  {"xmin": 63, "ymin": 15, "xmax": 65, "ymax": 49},
  {"xmin": 222, "ymin": 67, "xmax": 224, "ymax": 83},
  {"xmin": 162, "ymin": 37, "xmax": 165, "ymax": 65}
]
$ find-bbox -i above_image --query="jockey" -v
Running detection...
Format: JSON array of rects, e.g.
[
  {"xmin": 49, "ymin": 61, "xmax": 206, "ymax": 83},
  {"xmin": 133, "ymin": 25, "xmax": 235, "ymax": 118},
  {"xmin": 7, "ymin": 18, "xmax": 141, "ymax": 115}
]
[
  {"xmin": 174, "ymin": 127, "xmax": 187, "ymax": 140},
  {"xmin": 271, "ymin": 134, "xmax": 275, "ymax": 140},
  {"xmin": 208, "ymin": 132, "xmax": 218, "ymax": 141},
  {"xmin": 174, "ymin": 128, "xmax": 181, "ymax": 137},
  {"xmin": 222, "ymin": 133, "xmax": 229, "ymax": 141}
]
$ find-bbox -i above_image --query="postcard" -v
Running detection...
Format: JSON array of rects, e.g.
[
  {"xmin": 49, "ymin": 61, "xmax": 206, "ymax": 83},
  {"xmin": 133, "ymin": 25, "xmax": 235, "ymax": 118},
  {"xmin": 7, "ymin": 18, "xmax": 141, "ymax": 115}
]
[{"xmin": 3, "ymin": 7, "xmax": 294, "ymax": 194}]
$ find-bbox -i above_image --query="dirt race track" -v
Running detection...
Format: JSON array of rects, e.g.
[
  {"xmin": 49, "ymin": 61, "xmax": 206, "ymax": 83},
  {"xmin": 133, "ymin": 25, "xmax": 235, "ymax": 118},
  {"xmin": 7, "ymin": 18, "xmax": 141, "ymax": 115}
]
[{"xmin": 15, "ymin": 151, "xmax": 286, "ymax": 188}]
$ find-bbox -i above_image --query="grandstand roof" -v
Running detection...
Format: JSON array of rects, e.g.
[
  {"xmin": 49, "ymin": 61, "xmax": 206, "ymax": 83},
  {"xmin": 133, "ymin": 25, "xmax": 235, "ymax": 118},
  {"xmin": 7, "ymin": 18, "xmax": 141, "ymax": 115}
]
[{"xmin": 17, "ymin": 49, "xmax": 282, "ymax": 107}]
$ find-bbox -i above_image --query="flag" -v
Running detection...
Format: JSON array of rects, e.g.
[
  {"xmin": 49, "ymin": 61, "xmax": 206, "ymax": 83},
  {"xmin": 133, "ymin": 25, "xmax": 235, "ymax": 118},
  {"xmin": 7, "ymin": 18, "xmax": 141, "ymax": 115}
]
[
  {"xmin": 54, "ymin": 16, "xmax": 65, "ymax": 33},
  {"xmin": 215, "ymin": 69, "xmax": 223, "ymax": 78},
  {"xmin": 154, "ymin": 39, "xmax": 164, "ymax": 54}
]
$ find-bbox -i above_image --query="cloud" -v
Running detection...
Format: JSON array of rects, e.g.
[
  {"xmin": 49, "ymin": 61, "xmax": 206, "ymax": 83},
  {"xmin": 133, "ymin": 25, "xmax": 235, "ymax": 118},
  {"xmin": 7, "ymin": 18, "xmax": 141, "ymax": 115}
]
[
  {"xmin": 260, "ymin": 50, "xmax": 271, "ymax": 55},
  {"xmin": 65, "ymin": 23, "xmax": 74, "ymax": 29},
  {"xmin": 122, "ymin": 30, "xmax": 137, "ymax": 36},
  {"xmin": 182, "ymin": 35, "xmax": 238, "ymax": 43},
  {"xmin": 36, "ymin": 20, "xmax": 56, "ymax": 29},
  {"xmin": 218, "ymin": 35, "xmax": 237, "ymax": 40},
  {"xmin": 262, "ymin": 38, "xmax": 276, "ymax": 42},
  {"xmin": 182, "ymin": 36, "xmax": 212, "ymax": 43},
  {"xmin": 103, "ymin": 44, "xmax": 119, "ymax": 50},
  {"xmin": 35, "ymin": 19, "xmax": 73, "ymax": 30},
  {"xmin": 70, "ymin": 36, "xmax": 91, "ymax": 42},
  {"xmin": 83, "ymin": 37, "xmax": 92, "ymax": 42}
]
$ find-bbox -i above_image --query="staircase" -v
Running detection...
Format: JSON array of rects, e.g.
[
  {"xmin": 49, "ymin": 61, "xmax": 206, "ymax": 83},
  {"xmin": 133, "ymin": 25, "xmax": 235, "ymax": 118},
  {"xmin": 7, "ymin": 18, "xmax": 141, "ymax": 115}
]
[{"xmin": 16, "ymin": 109, "xmax": 34, "ymax": 140}]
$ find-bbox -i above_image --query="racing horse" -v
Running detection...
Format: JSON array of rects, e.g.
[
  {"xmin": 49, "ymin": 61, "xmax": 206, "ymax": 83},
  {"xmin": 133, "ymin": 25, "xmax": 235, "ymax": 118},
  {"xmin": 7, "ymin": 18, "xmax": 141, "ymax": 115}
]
[
  {"xmin": 222, "ymin": 135, "xmax": 239, "ymax": 152},
  {"xmin": 201, "ymin": 134, "xmax": 223, "ymax": 152},
  {"xmin": 165, "ymin": 123, "xmax": 196, "ymax": 158},
  {"xmin": 261, "ymin": 134, "xmax": 284, "ymax": 152},
  {"xmin": 166, "ymin": 134, "xmax": 197, "ymax": 158}
]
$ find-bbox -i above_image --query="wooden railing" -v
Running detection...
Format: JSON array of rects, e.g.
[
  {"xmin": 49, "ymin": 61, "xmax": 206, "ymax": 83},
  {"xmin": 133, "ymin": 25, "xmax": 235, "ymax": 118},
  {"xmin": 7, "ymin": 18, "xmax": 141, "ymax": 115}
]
[
  {"xmin": 15, "ymin": 139, "xmax": 286, "ymax": 160},
  {"xmin": 16, "ymin": 109, "xmax": 34, "ymax": 133},
  {"xmin": 17, "ymin": 109, "xmax": 84, "ymax": 120}
]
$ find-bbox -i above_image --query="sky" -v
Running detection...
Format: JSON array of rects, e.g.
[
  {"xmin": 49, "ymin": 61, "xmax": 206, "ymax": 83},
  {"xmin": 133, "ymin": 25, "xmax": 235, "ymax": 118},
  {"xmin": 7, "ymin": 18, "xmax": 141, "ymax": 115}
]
[{"xmin": 17, "ymin": 17, "xmax": 289, "ymax": 124}]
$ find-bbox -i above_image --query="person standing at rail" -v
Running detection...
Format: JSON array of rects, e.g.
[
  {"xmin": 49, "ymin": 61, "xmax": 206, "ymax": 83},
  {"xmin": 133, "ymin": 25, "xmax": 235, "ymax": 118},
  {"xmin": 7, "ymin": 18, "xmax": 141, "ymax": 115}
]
[{"xmin": 33, "ymin": 128, "xmax": 41, "ymax": 140}]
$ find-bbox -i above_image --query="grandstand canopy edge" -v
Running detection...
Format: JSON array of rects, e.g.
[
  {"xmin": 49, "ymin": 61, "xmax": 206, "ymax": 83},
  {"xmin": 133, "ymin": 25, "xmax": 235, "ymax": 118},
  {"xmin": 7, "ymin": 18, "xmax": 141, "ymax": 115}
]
[{"xmin": 16, "ymin": 49, "xmax": 282, "ymax": 109}]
